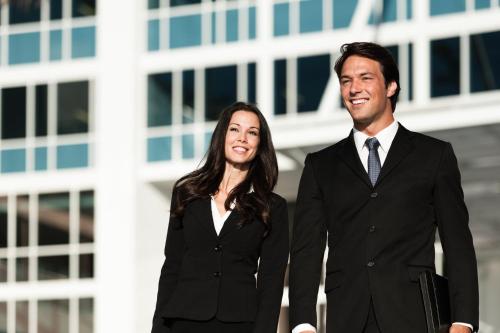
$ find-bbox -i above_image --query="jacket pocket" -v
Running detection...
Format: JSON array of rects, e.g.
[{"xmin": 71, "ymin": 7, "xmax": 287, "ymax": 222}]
[
  {"xmin": 407, "ymin": 265, "xmax": 434, "ymax": 282},
  {"xmin": 324, "ymin": 270, "xmax": 343, "ymax": 293}
]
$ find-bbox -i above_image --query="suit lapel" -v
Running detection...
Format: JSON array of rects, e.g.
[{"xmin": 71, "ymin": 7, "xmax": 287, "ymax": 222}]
[
  {"xmin": 338, "ymin": 132, "xmax": 373, "ymax": 188},
  {"xmin": 218, "ymin": 210, "xmax": 241, "ymax": 239},
  {"xmin": 376, "ymin": 124, "xmax": 414, "ymax": 186},
  {"xmin": 194, "ymin": 198, "xmax": 218, "ymax": 238}
]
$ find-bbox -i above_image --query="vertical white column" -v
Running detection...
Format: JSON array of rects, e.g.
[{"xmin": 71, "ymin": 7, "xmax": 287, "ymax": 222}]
[
  {"xmin": 413, "ymin": 0, "xmax": 430, "ymax": 107},
  {"xmin": 256, "ymin": 0, "xmax": 273, "ymax": 118},
  {"xmin": 95, "ymin": 0, "xmax": 139, "ymax": 332}
]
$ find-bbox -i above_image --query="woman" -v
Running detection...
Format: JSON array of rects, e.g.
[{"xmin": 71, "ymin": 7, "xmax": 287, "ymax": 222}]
[{"xmin": 151, "ymin": 102, "xmax": 289, "ymax": 333}]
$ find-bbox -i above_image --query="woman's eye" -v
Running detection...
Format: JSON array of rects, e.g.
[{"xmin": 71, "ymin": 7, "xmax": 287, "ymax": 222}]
[
  {"xmin": 249, "ymin": 131, "xmax": 258, "ymax": 136},
  {"xmin": 229, "ymin": 127, "xmax": 238, "ymax": 132}
]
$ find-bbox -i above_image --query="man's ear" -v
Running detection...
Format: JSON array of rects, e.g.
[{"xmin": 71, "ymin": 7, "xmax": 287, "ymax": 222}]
[{"xmin": 386, "ymin": 81, "xmax": 397, "ymax": 98}]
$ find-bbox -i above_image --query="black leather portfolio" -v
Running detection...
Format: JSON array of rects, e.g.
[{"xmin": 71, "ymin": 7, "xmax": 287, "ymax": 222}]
[{"xmin": 419, "ymin": 271, "xmax": 451, "ymax": 333}]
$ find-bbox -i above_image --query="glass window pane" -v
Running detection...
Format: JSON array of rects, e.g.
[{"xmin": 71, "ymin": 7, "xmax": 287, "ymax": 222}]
[
  {"xmin": 57, "ymin": 81, "xmax": 89, "ymax": 135},
  {"xmin": 50, "ymin": 30, "xmax": 63, "ymax": 61},
  {"xmin": 79, "ymin": 190, "xmax": 94, "ymax": 243},
  {"xmin": 2, "ymin": 87, "xmax": 26, "ymax": 139},
  {"xmin": 182, "ymin": 134, "xmax": 195, "ymax": 159},
  {"xmin": 1, "ymin": 149, "xmax": 26, "ymax": 173},
  {"xmin": 36, "ymin": 85, "xmax": 48, "ymax": 137},
  {"xmin": 248, "ymin": 62, "xmax": 256, "ymax": 104},
  {"xmin": 148, "ymin": 19, "xmax": 160, "ymax": 51},
  {"xmin": 72, "ymin": 0, "xmax": 96, "ymax": 17},
  {"xmin": 79, "ymin": 298, "xmax": 93, "ymax": 333},
  {"xmin": 35, "ymin": 147, "xmax": 48, "ymax": 171},
  {"xmin": 430, "ymin": 0, "xmax": 465, "ymax": 16},
  {"xmin": 298, "ymin": 54, "xmax": 330, "ymax": 112},
  {"xmin": 51, "ymin": 0, "xmax": 63, "ymax": 20},
  {"xmin": 274, "ymin": 59, "xmax": 287, "ymax": 115},
  {"xmin": 71, "ymin": 26, "xmax": 96, "ymax": 58},
  {"xmin": 169, "ymin": 14, "xmax": 202, "ymax": 49},
  {"xmin": 16, "ymin": 301, "xmax": 29, "ymax": 333},
  {"xmin": 0, "ymin": 259, "xmax": 7, "ymax": 282},
  {"xmin": 0, "ymin": 197, "xmax": 7, "ymax": 248},
  {"xmin": 38, "ymin": 193, "xmax": 70, "ymax": 246},
  {"xmin": 431, "ymin": 37, "xmax": 460, "ymax": 97},
  {"xmin": 211, "ymin": 12, "xmax": 217, "ymax": 44},
  {"xmin": 56, "ymin": 144, "xmax": 88, "ymax": 169},
  {"xmin": 386, "ymin": 45, "xmax": 399, "ymax": 64},
  {"xmin": 0, "ymin": 302, "xmax": 7, "ymax": 331},
  {"xmin": 16, "ymin": 195, "xmax": 29, "ymax": 247},
  {"xmin": 170, "ymin": 0, "xmax": 201, "ymax": 6},
  {"xmin": 148, "ymin": 73, "xmax": 172, "ymax": 127},
  {"xmin": 226, "ymin": 9, "xmax": 238, "ymax": 42},
  {"xmin": 406, "ymin": 0, "xmax": 412, "ymax": 19},
  {"xmin": 205, "ymin": 65, "xmax": 237, "ymax": 121},
  {"xmin": 300, "ymin": 0, "xmax": 322, "ymax": 33},
  {"xmin": 147, "ymin": 136, "xmax": 172, "ymax": 162},
  {"xmin": 9, "ymin": 1, "xmax": 40, "ymax": 24},
  {"xmin": 182, "ymin": 70, "xmax": 195, "ymax": 124},
  {"xmin": 274, "ymin": 3, "xmax": 289, "ymax": 36},
  {"xmin": 470, "ymin": 30, "xmax": 500, "ymax": 92},
  {"xmin": 333, "ymin": 0, "xmax": 358, "ymax": 29},
  {"xmin": 148, "ymin": 0, "xmax": 160, "ymax": 9},
  {"xmin": 204, "ymin": 131, "xmax": 212, "ymax": 153},
  {"xmin": 8, "ymin": 32, "xmax": 40, "ymax": 65},
  {"xmin": 38, "ymin": 255, "xmax": 69, "ymax": 280},
  {"xmin": 16, "ymin": 257, "xmax": 29, "ymax": 282},
  {"xmin": 248, "ymin": 6, "xmax": 256, "ymax": 39},
  {"xmin": 475, "ymin": 0, "xmax": 490, "ymax": 9},
  {"xmin": 38, "ymin": 300, "xmax": 69, "ymax": 333},
  {"xmin": 79, "ymin": 254, "xmax": 93, "ymax": 278}
]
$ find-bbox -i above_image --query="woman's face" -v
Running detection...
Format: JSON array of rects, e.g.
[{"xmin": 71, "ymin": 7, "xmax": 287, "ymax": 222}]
[{"xmin": 224, "ymin": 110, "xmax": 260, "ymax": 169}]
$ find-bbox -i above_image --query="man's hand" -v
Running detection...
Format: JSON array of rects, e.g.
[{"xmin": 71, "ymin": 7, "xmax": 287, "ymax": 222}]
[{"xmin": 449, "ymin": 324, "xmax": 472, "ymax": 333}]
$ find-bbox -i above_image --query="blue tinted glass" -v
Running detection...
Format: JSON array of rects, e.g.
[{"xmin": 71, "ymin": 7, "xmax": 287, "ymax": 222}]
[
  {"xmin": 1, "ymin": 149, "xmax": 26, "ymax": 173},
  {"xmin": 148, "ymin": 19, "xmax": 160, "ymax": 51},
  {"xmin": 475, "ymin": 0, "xmax": 490, "ymax": 9},
  {"xmin": 211, "ymin": 12, "xmax": 217, "ymax": 44},
  {"xmin": 470, "ymin": 31, "xmax": 500, "ymax": 92},
  {"xmin": 248, "ymin": 63, "xmax": 256, "ymax": 103},
  {"xmin": 369, "ymin": 0, "xmax": 396, "ymax": 24},
  {"xmin": 71, "ymin": 26, "xmax": 96, "ymax": 58},
  {"xmin": 182, "ymin": 70, "xmax": 195, "ymax": 124},
  {"xmin": 248, "ymin": 6, "xmax": 256, "ymax": 39},
  {"xmin": 274, "ymin": 3, "xmax": 289, "ymax": 36},
  {"xmin": 430, "ymin": 0, "xmax": 465, "ymax": 16},
  {"xmin": 56, "ymin": 144, "xmax": 88, "ymax": 169},
  {"xmin": 9, "ymin": 1, "xmax": 40, "ymax": 24},
  {"xmin": 274, "ymin": 59, "xmax": 287, "ymax": 115},
  {"xmin": 205, "ymin": 65, "xmax": 237, "ymax": 121},
  {"xmin": 72, "ymin": 0, "xmax": 96, "ymax": 17},
  {"xmin": 148, "ymin": 73, "xmax": 172, "ymax": 126},
  {"xmin": 9, "ymin": 32, "xmax": 40, "ymax": 65},
  {"xmin": 182, "ymin": 134, "xmax": 195, "ymax": 159},
  {"xmin": 148, "ymin": 0, "xmax": 160, "ymax": 9},
  {"xmin": 35, "ymin": 147, "xmax": 48, "ymax": 171},
  {"xmin": 431, "ymin": 37, "xmax": 460, "ymax": 97},
  {"xmin": 226, "ymin": 9, "xmax": 238, "ymax": 42},
  {"xmin": 333, "ymin": 0, "xmax": 358, "ymax": 29},
  {"xmin": 298, "ymin": 54, "xmax": 330, "ymax": 112},
  {"xmin": 300, "ymin": 0, "xmax": 322, "ymax": 33},
  {"xmin": 204, "ymin": 132, "xmax": 212, "ymax": 152},
  {"xmin": 170, "ymin": 14, "xmax": 202, "ymax": 49},
  {"xmin": 50, "ymin": 30, "xmax": 63, "ymax": 61},
  {"xmin": 147, "ymin": 137, "xmax": 172, "ymax": 162},
  {"xmin": 407, "ymin": 0, "xmax": 412, "ymax": 19},
  {"xmin": 50, "ymin": 0, "xmax": 63, "ymax": 20}
]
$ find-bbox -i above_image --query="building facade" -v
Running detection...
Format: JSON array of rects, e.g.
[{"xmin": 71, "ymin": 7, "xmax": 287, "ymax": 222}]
[{"xmin": 1, "ymin": 0, "xmax": 500, "ymax": 332}]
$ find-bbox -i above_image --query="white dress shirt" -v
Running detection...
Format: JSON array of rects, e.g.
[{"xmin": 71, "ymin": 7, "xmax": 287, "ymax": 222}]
[
  {"xmin": 293, "ymin": 120, "xmax": 473, "ymax": 333},
  {"xmin": 210, "ymin": 196, "xmax": 234, "ymax": 235}
]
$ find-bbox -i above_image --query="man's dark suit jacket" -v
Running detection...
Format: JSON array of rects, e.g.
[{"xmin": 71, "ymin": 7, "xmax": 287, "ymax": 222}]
[
  {"xmin": 151, "ymin": 191, "xmax": 289, "ymax": 333},
  {"xmin": 289, "ymin": 125, "xmax": 479, "ymax": 333}
]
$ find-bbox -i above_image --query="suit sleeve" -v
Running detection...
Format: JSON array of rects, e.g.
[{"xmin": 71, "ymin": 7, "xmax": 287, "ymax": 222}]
[
  {"xmin": 252, "ymin": 196, "xmax": 290, "ymax": 333},
  {"xmin": 289, "ymin": 154, "xmax": 328, "ymax": 329},
  {"xmin": 433, "ymin": 142, "xmax": 479, "ymax": 331},
  {"xmin": 151, "ymin": 188, "xmax": 185, "ymax": 333}
]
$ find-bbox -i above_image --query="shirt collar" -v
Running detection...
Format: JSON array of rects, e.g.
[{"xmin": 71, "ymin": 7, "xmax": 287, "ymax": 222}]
[{"xmin": 353, "ymin": 120, "xmax": 399, "ymax": 153}]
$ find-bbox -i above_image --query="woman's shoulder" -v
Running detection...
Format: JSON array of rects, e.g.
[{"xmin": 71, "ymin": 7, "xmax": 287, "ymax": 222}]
[{"xmin": 269, "ymin": 192, "xmax": 287, "ymax": 209}]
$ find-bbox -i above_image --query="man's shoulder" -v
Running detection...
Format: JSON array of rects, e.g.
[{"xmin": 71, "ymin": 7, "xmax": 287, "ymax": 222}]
[
  {"xmin": 403, "ymin": 126, "xmax": 450, "ymax": 150},
  {"xmin": 308, "ymin": 137, "xmax": 350, "ymax": 161}
]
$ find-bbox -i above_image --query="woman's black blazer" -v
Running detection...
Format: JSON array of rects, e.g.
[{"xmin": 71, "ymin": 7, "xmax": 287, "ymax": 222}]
[{"xmin": 151, "ymin": 190, "xmax": 289, "ymax": 333}]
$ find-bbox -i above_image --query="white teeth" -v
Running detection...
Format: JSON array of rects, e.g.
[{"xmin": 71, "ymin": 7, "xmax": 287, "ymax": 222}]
[
  {"xmin": 352, "ymin": 99, "xmax": 368, "ymax": 105},
  {"xmin": 233, "ymin": 147, "xmax": 247, "ymax": 153}
]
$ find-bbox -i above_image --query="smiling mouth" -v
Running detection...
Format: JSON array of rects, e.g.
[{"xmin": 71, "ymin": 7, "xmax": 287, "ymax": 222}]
[
  {"xmin": 233, "ymin": 146, "xmax": 248, "ymax": 153},
  {"xmin": 351, "ymin": 98, "xmax": 368, "ymax": 105}
]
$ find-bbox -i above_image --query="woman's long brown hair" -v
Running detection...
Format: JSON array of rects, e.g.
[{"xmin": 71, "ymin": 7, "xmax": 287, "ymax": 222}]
[{"xmin": 172, "ymin": 102, "xmax": 279, "ymax": 228}]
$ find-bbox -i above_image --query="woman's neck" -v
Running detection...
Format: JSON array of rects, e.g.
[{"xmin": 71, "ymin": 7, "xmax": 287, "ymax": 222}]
[{"xmin": 219, "ymin": 163, "xmax": 248, "ymax": 195}]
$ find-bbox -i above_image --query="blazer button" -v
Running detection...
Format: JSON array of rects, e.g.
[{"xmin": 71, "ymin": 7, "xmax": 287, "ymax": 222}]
[
  {"xmin": 213, "ymin": 272, "xmax": 221, "ymax": 278},
  {"xmin": 370, "ymin": 192, "xmax": 378, "ymax": 198},
  {"xmin": 214, "ymin": 245, "xmax": 222, "ymax": 252},
  {"xmin": 369, "ymin": 225, "xmax": 376, "ymax": 233},
  {"xmin": 367, "ymin": 261, "xmax": 375, "ymax": 268}
]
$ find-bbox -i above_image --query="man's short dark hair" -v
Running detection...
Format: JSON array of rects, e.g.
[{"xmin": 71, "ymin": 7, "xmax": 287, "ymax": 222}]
[{"xmin": 334, "ymin": 42, "xmax": 400, "ymax": 112}]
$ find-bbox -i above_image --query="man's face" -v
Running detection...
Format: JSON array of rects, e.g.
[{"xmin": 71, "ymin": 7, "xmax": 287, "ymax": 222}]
[{"xmin": 339, "ymin": 55, "xmax": 397, "ymax": 128}]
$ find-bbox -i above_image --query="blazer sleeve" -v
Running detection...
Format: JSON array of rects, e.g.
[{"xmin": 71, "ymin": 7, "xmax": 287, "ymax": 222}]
[
  {"xmin": 433, "ymin": 142, "xmax": 479, "ymax": 331},
  {"xmin": 151, "ymin": 188, "xmax": 185, "ymax": 333},
  {"xmin": 252, "ymin": 196, "xmax": 290, "ymax": 333},
  {"xmin": 288, "ymin": 154, "xmax": 328, "ymax": 329}
]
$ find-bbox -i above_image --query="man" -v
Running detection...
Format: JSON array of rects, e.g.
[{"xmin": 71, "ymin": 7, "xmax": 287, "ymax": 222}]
[{"xmin": 288, "ymin": 42, "xmax": 479, "ymax": 333}]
